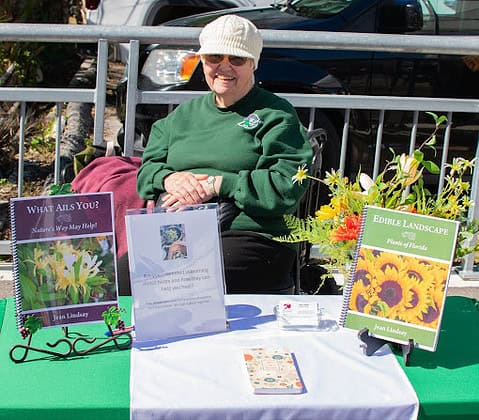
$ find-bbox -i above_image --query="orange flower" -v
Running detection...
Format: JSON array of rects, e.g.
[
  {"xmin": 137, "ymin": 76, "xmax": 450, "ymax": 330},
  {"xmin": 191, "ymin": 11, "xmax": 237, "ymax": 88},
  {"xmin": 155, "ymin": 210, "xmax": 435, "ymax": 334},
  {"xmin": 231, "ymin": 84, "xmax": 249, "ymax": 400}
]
[{"xmin": 329, "ymin": 214, "xmax": 362, "ymax": 242}]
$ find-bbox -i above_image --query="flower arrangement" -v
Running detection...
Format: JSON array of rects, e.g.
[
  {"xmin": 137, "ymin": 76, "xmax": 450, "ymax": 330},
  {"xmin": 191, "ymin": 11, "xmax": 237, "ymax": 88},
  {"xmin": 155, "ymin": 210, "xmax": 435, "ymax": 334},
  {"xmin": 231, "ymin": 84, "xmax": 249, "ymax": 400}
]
[{"xmin": 277, "ymin": 113, "xmax": 479, "ymax": 288}]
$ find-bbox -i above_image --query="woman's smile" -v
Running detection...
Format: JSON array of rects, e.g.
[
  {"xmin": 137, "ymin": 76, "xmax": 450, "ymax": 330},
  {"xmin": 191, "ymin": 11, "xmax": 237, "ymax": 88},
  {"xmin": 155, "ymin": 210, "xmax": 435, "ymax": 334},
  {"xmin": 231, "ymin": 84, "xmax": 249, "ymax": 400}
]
[
  {"xmin": 203, "ymin": 59, "xmax": 255, "ymax": 107},
  {"xmin": 215, "ymin": 73, "xmax": 236, "ymax": 84}
]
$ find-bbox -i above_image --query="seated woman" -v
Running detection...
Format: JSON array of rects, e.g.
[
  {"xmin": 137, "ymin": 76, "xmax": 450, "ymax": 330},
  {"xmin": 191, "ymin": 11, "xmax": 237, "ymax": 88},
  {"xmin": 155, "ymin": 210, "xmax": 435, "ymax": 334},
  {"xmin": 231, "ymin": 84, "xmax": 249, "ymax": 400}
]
[{"xmin": 137, "ymin": 14, "xmax": 313, "ymax": 294}]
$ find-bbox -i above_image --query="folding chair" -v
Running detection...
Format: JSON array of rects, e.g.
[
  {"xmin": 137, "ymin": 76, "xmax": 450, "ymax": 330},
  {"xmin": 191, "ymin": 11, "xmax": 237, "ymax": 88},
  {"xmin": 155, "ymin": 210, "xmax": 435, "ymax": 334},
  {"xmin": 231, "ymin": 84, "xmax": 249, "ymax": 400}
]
[{"xmin": 293, "ymin": 128, "xmax": 326, "ymax": 294}]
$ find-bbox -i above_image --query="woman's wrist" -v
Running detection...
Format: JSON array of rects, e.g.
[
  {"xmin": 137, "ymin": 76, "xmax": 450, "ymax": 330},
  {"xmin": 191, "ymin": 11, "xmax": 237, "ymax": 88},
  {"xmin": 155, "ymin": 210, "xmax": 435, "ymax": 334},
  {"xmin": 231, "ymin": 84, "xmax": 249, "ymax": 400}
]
[{"xmin": 206, "ymin": 175, "xmax": 217, "ymax": 195}]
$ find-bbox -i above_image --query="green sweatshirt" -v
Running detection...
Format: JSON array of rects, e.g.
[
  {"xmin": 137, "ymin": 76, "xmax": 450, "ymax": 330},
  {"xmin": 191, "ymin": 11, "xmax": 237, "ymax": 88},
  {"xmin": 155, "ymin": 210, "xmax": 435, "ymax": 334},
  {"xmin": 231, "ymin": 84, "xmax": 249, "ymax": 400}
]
[{"xmin": 137, "ymin": 86, "xmax": 313, "ymax": 239}]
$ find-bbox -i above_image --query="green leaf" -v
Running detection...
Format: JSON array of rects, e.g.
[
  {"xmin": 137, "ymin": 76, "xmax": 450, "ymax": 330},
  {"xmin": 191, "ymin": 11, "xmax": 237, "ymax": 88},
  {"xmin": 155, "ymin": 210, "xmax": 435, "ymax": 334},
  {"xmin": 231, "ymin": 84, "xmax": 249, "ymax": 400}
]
[
  {"xmin": 69, "ymin": 286, "xmax": 79, "ymax": 305},
  {"xmin": 19, "ymin": 274, "xmax": 40, "ymax": 310},
  {"xmin": 377, "ymin": 301, "xmax": 389, "ymax": 315},
  {"xmin": 413, "ymin": 150, "xmax": 424, "ymax": 162},
  {"xmin": 425, "ymin": 111, "xmax": 447, "ymax": 127},
  {"xmin": 403, "ymin": 192, "xmax": 416, "ymax": 205},
  {"xmin": 37, "ymin": 285, "xmax": 65, "ymax": 306},
  {"xmin": 86, "ymin": 276, "xmax": 110, "ymax": 287},
  {"xmin": 102, "ymin": 306, "xmax": 123, "ymax": 326},
  {"xmin": 82, "ymin": 285, "xmax": 91, "ymax": 304},
  {"xmin": 436, "ymin": 115, "xmax": 448, "ymax": 126},
  {"xmin": 422, "ymin": 160, "xmax": 440, "ymax": 174},
  {"xmin": 24, "ymin": 316, "xmax": 43, "ymax": 334},
  {"xmin": 49, "ymin": 183, "xmax": 72, "ymax": 196},
  {"xmin": 426, "ymin": 135, "xmax": 436, "ymax": 146}
]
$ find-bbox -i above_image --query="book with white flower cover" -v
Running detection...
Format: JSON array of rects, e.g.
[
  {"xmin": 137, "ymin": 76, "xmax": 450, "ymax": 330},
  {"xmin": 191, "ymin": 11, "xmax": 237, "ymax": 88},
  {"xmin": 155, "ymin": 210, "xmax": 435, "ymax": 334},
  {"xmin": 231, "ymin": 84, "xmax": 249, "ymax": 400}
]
[
  {"xmin": 339, "ymin": 205, "xmax": 460, "ymax": 351},
  {"xmin": 9, "ymin": 193, "xmax": 118, "ymax": 330},
  {"xmin": 243, "ymin": 347, "xmax": 304, "ymax": 394}
]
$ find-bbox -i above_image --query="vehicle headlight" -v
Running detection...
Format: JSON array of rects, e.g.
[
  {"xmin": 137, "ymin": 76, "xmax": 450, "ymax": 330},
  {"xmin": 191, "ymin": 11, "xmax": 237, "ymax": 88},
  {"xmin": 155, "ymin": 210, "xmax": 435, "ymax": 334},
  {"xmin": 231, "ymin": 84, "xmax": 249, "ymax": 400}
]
[{"xmin": 141, "ymin": 49, "xmax": 201, "ymax": 86}]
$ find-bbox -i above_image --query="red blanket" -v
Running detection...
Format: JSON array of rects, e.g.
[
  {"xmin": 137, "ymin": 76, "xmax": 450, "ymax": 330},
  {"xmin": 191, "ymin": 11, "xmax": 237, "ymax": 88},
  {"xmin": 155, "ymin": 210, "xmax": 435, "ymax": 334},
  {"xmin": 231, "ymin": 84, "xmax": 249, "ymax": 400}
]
[{"xmin": 71, "ymin": 156, "xmax": 145, "ymax": 258}]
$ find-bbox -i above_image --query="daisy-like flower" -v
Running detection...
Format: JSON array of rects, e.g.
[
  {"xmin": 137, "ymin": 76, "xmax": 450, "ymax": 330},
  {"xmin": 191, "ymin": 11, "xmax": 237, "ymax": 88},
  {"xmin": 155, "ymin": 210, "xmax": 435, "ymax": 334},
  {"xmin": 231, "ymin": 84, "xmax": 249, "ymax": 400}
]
[
  {"xmin": 448, "ymin": 156, "xmax": 476, "ymax": 176},
  {"xmin": 292, "ymin": 164, "xmax": 308, "ymax": 184}
]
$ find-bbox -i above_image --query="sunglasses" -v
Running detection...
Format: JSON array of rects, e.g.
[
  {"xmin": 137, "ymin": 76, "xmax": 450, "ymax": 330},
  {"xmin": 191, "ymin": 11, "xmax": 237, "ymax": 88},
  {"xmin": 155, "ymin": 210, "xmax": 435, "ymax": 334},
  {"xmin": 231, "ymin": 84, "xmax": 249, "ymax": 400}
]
[{"xmin": 203, "ymin": 54, "xmax": 249, "ymax": 66}]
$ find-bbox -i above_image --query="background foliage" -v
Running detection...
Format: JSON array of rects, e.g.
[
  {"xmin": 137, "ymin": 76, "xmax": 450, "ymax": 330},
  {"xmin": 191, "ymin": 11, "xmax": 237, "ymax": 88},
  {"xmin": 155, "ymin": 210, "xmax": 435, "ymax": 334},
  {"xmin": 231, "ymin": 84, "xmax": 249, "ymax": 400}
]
[
  {"xmin": 0, "ymin": 0, "xmax": 83, "ymax": 177},
  {"xmin": 0, "ymin": 1, "xmax": 85, "ymax": 251}
]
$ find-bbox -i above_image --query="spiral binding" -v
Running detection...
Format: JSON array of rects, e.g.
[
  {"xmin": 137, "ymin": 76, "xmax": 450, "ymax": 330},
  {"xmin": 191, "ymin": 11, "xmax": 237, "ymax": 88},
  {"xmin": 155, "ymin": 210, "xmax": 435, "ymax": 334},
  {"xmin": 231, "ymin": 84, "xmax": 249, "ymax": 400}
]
[
  {"xmin": 9, "ymin": 199, "xmax": 23, "ymax": 331},
  {"xmin": 338, "ymin": 207, "xmax": 369, "ymax": 327}
]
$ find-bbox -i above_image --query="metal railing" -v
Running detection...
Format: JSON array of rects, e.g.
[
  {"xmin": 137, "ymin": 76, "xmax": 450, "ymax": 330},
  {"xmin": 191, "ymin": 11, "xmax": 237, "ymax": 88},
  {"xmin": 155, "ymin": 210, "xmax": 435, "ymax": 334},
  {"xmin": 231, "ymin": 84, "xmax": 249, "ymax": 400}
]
[{"xmin": 1, "ymin": 23, "xmax": 479, "ymax": 278}]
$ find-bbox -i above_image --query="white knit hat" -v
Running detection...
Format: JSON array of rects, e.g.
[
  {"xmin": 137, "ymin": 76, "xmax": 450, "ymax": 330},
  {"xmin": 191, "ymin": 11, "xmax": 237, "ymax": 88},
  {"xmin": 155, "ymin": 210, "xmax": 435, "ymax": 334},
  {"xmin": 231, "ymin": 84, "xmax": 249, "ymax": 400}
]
[{"xmin": 198, "ymin": 15, "xmax": 263, "ymax": 69}]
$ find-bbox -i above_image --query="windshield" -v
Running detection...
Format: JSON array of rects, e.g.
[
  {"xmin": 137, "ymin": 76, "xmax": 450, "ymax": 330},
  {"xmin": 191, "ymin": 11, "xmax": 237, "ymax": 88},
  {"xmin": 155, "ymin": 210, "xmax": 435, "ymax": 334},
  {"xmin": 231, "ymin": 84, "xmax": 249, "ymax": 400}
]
[{"xmin": 274, "ymin": 0, "xmax": 355, "ymax": 17}]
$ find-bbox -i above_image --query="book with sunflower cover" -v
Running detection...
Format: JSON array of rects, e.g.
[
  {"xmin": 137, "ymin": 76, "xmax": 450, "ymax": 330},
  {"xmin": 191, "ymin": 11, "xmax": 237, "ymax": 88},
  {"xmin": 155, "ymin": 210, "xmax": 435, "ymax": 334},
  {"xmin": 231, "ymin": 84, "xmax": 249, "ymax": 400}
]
[
  {"xmin": 9, "ymin": 192, "xmax": 119, "ymax": 330},
  {"xmin": 339, "ymin": 205, "xmax": 460, "ymax": 351},
  {"xmin": 243, "ymin": 347, "xmax": 304, "ymax": 394}
]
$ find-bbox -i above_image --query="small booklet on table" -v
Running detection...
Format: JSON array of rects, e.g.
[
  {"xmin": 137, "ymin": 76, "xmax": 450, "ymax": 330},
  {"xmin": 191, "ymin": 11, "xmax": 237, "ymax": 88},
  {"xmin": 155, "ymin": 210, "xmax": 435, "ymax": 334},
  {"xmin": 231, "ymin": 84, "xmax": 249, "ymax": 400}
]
[{"xmin": 243, "ymin": 347, "xmax": 304, "ymax": 394}]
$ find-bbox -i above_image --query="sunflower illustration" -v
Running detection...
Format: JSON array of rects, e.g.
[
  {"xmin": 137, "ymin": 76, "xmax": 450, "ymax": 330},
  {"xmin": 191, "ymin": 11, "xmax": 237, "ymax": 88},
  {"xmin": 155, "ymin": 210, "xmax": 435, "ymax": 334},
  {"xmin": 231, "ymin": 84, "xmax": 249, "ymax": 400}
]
[
  {"xmin": 373, "ymin": 251, "xmax": 404, "ymax": 274},
  {"xmin": 374, "ymin": 266, "xmax": 412, "ymax": 320},
  {"xmin": 349, "ymin": 280, "xmax": 370, "ymax": 313},
  {"xmin": 401, "ymin": 274, "xmax": 431, "ymax": 322}
]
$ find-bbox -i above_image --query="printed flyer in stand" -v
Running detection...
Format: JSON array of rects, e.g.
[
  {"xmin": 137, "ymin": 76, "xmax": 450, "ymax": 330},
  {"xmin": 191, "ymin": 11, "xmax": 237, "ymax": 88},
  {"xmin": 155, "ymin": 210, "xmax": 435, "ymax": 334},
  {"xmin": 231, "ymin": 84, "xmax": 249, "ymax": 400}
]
[{"xmin": 126, "ymin": 204, "xmax": 227, "ymax": 342}]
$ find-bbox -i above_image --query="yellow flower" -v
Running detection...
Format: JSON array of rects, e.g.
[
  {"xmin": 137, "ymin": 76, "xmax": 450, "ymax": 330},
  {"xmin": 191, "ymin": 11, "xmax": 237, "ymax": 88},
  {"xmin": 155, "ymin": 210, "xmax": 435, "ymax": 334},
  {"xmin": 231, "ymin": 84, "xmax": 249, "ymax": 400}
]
[
  {"xmin": 54, "ymin": 252, "xmax": 78, "ymax": 292},
  {"xmin": 77, "ymin": 251, "xmax": 102, "ymax": 294},
  {"xmin": 30, "ymin": 247, "xmax": 49, "ymax": 283},
  {"xmin": 292, "ymin": 164, "xmax": 308, "ymax": 184},
  {"xmin": 315, "ymin": 197, "xmax": 343, "ymax": 220},
  {"xmin": 448, "ymin": 156, "xmax": 475, "ymax": 176}
]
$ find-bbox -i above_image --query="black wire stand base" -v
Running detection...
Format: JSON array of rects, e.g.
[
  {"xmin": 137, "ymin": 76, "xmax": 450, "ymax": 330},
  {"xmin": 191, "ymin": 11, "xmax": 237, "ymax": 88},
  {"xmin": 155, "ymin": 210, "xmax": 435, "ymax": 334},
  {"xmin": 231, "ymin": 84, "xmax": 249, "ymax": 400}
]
[
  {"xmin": 9, "ymin": 325, "xmax": 133, "ymax": 363},
  {"xmin": 358, "ymin": 327, "xmax": 414, "ymax": 366}
]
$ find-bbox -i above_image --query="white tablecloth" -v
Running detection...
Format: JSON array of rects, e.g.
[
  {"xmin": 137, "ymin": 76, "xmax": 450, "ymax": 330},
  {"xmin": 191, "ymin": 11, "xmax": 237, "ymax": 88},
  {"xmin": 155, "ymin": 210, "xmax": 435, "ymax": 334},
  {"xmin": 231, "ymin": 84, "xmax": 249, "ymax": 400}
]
[{"xmin": 130, "ymin": 294, "xmax": 419, "ymax": 420}]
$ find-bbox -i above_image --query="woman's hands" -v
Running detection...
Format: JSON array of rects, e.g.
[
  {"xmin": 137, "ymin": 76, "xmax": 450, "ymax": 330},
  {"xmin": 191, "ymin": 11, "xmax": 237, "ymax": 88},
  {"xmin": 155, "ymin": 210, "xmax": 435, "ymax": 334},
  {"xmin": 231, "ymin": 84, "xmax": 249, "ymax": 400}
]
[{"xmin": 161, "ymin": 172, "xmax": 222, "ymax": 207}]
